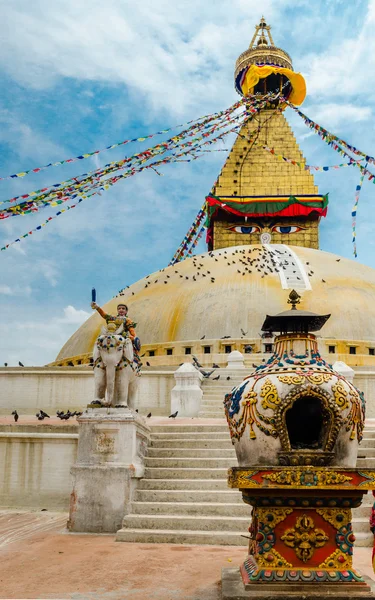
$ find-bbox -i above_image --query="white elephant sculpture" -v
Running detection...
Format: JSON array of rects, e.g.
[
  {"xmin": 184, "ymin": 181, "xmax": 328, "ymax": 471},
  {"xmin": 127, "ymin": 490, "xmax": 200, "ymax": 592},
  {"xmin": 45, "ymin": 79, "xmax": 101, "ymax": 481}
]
[{"xmin": 92, "ymin": 321, "xmax": 140, "ymax": 408}]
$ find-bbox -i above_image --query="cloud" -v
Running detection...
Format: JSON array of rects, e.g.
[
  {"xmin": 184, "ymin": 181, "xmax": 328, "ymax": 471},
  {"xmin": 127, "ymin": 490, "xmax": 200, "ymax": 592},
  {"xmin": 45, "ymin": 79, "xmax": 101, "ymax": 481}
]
[
  {"xmin": 0, "ymin": 285, "xmax": 12, "ymax": 295},
  {"xmin": 303, "ymin": 0, "xmax": 375, "ymax": 100},
  {"xmin": 0, "ymin": 0, "xmax": 299, "ymax": 116},
  {"xmin": 0, "ymin": 304, "xmax": 90, "ymax": 366},
  {"xmin": 306, "ymin": 103, "xmax": 372, "ymax": 128},
  {"xmin": 61, "ymin": 305, "xmax": 90, "ymax": 324}
]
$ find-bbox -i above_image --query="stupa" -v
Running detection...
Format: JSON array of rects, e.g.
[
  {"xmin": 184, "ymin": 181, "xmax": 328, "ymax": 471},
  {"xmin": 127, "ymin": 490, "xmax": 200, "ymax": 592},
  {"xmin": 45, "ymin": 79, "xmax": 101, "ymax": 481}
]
[{"xmin": 51, "ymin": 19, "xmax": 375, "ymax": 373}]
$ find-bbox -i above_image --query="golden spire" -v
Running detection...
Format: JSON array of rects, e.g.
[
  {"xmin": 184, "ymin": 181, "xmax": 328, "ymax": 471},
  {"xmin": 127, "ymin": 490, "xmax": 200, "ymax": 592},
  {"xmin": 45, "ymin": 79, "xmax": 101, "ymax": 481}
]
[
  {"xmin": 248, "ymin": 16, "xmax": 275, "ymax": 48},
  {"xmin": 234, "ymin": 18, "xmax": 306, "ymax": 105}
]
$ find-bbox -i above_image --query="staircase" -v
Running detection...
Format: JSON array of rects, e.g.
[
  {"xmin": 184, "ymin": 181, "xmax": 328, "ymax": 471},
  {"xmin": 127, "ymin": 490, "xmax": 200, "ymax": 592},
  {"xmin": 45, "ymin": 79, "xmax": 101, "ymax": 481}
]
[
  {"xmin": 117, "ymin": 369, "xmax": 375, "ymax": 546},
  {"xmin": 198, "ymin": 369, "xmax": 247, "ymax": 419},
  {"xmin": 117, "ymin": 422, "xmax": 249, "ymax": 545}
]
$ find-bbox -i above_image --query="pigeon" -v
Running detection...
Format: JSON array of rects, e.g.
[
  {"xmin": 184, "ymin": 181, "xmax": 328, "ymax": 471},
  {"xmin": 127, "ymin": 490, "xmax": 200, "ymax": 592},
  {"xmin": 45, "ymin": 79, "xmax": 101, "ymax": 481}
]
[
  {"xmin": 241, "ymin": 329, "xmax": 248, "ymax": 336},
  {"xmin": 146, "ymin": 361, "xmax": 151, "ymax": 367},
  {"xmin": 336, "ymin": 259, "xmax": 341, "ymax": 262},
  {"xmin": 322, "ymin": 279, "xmax": 326, "ymax": 283},
  {"xmin": 36, "ymin": 412, "xmax": 45, "ymax": 420},
  {"xmin": 169, "ymin": 411, "xmax": 178, "ymax": 418},
  {"xmin": 252, "ymin": 363, "xmax": 257, "ymax": 368},
  {"xmin": 4, "ymin": 363, "xmax": 8, "ymax": 367},
  {"xmin": 200, "ymin": 335, "xmax": 206, "ymax": 340},
  {"xmin": 147, "ymin": 412, "xmax": 152, "ymax": 418},
  {"xmin": 193, "ymin": 356, "xmax": 203, "ymax": 368},
  {"xmin": 39, "ymin": 410, "xmax": 50, "ymax": 418},
  {"xmin": 226, "ymin": 376, "xmax": 231, "ymax": 381},
  {"xmin": 213, "ymin": 375, "xmax": 220, "ymax": 381},
  {"xmin": 201, "ymin": 369, "xmax": 215, "ymax": 378},
  {"xmin": 11, "ymin": 410, "xmax": 18, "ymax": 422},
  {"xmin": 18, "ymin": 361, "xmax": 24, "ymax": 367},
  {"xmin": 212, "ymin": 363, "xmax": 220, "ymax": 368},
  {"xmin": 60, "ymin": 412, "xmax": 71, "ymax": 421},
  {"xmin": 135, "ymin": 409, "xmax": 139, "ymax": 413},
  {"xmin": 67, "ymin": 361, "xmax": 74, "ymax": 367}
]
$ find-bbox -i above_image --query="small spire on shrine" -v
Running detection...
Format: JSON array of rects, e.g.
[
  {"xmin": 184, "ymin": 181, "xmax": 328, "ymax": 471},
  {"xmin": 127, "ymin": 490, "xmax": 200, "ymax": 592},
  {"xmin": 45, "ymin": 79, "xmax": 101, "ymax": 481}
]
[
  {"xmin": 287, "ymin": 290, "xmax": 301, "ymax": 310},
  {"xmin": 248, "ymin": 17, "xmax": 275, "ymax": 49}
]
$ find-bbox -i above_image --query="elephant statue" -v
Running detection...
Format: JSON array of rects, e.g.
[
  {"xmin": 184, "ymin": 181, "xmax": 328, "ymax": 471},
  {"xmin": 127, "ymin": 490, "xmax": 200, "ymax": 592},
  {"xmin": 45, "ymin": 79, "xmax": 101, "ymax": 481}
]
[{"xmin": 92, "ymin": 321, "xmax": 140, "ymax": 408}]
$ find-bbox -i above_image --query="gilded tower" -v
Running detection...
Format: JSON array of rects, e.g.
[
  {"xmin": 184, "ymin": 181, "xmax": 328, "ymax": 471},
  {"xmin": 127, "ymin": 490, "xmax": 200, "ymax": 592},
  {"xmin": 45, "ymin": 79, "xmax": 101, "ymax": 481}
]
[{"xmin": 206, "ymin": 18, "xmax": 328, "ymax": 251}]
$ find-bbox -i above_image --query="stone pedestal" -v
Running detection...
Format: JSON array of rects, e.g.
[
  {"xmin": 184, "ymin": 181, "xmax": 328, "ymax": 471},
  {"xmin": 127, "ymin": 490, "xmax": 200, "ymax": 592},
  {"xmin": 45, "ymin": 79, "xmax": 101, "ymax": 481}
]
[
  {"xmin": 170, "ymin": 363, "xmax": 203, "ymax": 417},
  {"xmin": 226, "ymin": 350, "xmax": 245, "ymax": 369},
  {"xmin": 224, "ymin": 466, "xmax": 375, "ymax": 598},
  {"xmin": 68, "ymin": 407, "xmax": 150, "ymax": 533}
]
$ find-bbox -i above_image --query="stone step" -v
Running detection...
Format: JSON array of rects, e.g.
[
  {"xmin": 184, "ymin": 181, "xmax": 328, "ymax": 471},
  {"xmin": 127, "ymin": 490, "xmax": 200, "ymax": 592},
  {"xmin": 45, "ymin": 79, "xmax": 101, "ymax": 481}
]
[
  {"xmin": 151, "ymin": 439, "xmax": 233, "ymax": 449},
  {"xmin": 151, "ymin": 425, "xmax": 227, "ymax": 433},
  {"xmin": 199, "ymin": 412, "xmax": 227, "ymax": 418},
  {"xmin": 354, "ymin": 531, "xmax": 373, "ymax": 547},
  {"xmin": 116, "ymin": 528, "xmax": 248, "ymax": 546},
  {"xmin": 360, "ymin": 439, "xmax": 375, "ymax": 448},
  {"xmin": 352, "ymin": 517, "xmax": 374, "ymax": 533},
  {"xmin": 358, "ymin": 448, "xmax": 375, "ymax": 457},
  {"xmin": 147, "ymin": 448, "xmax": 236, "ymax": 458},
  {"xmin": 200, "ymin": 400, "xmax": 226, "ymax": 406},
  {"xmin": 131, "ymin": 501, "xmax": 251, "ymax": 517},
  {"xmin": 144, "ymin": 467, "xmax": 229, "ymax": 479},
  {"xmin": 137, "ymin": 478, "xmax": 230, "ymax": 490},
  {"xmin": 151, "ymin": 431, "xmax": 228, "ymax": 440},
  {"xmin": 144, "ymin": 457, "xmax": 236, "ymax": 468},
  {"xmin": 120, "ymin": 514, "xmax": 250, "ymax": 532},
  {"xmin": 363, "ymin": 431, "xmax": 375, "ymax": 438},
  {"xmin": 133, "ymin": 489, "xmax": 243, "ymax": 503},
  {"xmin": 357, "ymin": 458, "xmax": 375, "ymax": 468},
  {"xmin": 202, "ymin": 388, "xmax": 236, "ymax": 394}
]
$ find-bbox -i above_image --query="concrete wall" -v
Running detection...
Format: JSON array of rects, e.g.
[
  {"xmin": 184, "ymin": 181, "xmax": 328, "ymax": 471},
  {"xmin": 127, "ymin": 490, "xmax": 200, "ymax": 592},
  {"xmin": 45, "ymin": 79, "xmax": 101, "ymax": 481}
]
[
  {"xmin": 0, "ymin": 429, "xmax": 78, "ymax": 510},
  {"xmin": 0, "ymin": 368, "xmax": 175, "ymax": 416}
]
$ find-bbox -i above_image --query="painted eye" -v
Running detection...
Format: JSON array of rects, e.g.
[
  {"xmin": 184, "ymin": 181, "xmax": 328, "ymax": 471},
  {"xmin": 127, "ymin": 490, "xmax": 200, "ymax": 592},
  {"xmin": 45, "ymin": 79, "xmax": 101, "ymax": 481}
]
[
  {"xmin": 228, "ymin": 225, "xmax": 261, "ymax": 234},
  {"xmin": 271, "ymin": 226, "xmax": 302, "ymax": 234}
]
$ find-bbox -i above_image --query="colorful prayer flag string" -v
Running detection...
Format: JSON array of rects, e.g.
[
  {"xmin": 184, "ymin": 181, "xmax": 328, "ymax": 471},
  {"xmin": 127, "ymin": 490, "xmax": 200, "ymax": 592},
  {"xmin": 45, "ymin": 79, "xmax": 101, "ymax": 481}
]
[
  {"xmin": 0, "ymin": 101, "xmax": 247, "ymax": 182},
  {"xmin": 352, "ymin": 164, "xmax": 367, "ymax": 258},
  {"xmin": 286, "ymin": 100, "xmax": 375, "ymax": 166}
]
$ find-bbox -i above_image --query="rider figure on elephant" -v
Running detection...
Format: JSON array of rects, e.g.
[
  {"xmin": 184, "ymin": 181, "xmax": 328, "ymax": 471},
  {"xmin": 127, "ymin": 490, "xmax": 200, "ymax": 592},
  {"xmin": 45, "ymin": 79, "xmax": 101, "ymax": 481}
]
[
  {"xmin": 90, "ymin": 301, "xmax": 141, "ymax": 407},
  {"xmin": 91, "ymin": 302, "xmax": 141, "ymax": 369}
]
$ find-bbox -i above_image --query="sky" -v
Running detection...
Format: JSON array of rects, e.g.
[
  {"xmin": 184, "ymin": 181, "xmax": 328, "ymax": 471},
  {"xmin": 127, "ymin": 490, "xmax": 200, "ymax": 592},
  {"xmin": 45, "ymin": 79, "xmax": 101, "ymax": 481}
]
[{"xmin": 1, "ymin": 0, "xmax": 375, "ymax": 366}]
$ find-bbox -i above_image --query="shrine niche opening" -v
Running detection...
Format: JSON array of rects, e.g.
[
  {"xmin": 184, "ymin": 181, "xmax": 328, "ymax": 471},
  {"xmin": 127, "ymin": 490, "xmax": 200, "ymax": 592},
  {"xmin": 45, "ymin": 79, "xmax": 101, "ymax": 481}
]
[{"xmin": 286, "ymin": 395, "xmax": 325, "ymax": 450}]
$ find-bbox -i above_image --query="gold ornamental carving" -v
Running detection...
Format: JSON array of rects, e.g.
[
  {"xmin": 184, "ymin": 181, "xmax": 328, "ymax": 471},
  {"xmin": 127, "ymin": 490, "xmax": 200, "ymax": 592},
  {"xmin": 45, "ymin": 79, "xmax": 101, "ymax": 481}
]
[
  {"xmin": 263, "ymin": 469, "xmax": 352, "ymax": 487},
  {"xmin": 260, "ymin": 379, "xmax": 281, "ymax": 411},
  {"xmin": 257, "ymin": 548, "xmax": 292, "ymax": 569},
  {"xmin": 281, "ymin": 514, "xmax": 329, "ymax": 562},
  {"xmin": 315, "ymin": 508, "xmax": 351, "ymax": 530},
  {"xmin": 227, "ymin": 468, "xmax": 258, "ymax": 488},
  {"xmin": 274, "ymin": 385, "xmax": 342, "ymax": 454},
  {"xmin": 319, "ymin": 548, "xmax": 352, "ymax": 569},
  {"xmin": 332, "ymin": 381, "xmax": 349, "ymax": 410},
  {"xmin": 278, "ymin": 374, "xmax": 305, "ymax": 385},
  {"xmin": 257, "ymin": 507, "xmax": 293, "ymax": 528},
  {"xmin": 278, "ymin": 373, "xmax": 332, "ymax": 386}
]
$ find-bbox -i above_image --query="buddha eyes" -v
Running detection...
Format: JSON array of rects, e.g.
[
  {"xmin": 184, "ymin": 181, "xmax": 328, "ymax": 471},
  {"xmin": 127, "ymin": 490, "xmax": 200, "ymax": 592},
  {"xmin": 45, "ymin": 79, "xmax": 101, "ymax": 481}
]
[
  {"xmin": 227, "ymin": 225, "xmax": 303, "ymax": 234},
  {"xmin": 228, "ymin": 225, "xmax": 261, "ymax": 234},
  {"xmin": 271, "ymin": 226, "xmax": 302, "ymax": 234}
]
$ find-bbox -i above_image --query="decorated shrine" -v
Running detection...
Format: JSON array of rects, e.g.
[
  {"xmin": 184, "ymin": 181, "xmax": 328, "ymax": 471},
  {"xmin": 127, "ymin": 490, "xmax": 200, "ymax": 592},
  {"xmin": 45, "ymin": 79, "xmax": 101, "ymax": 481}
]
[{"xmin": 224, "ymin": 290, "xmax": 375, "ymax": 596}]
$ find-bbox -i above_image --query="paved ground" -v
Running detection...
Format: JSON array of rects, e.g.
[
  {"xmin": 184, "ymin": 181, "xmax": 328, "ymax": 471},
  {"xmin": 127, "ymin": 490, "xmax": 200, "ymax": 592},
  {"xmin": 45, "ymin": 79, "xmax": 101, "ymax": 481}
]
[{"xmin": 0, "ymin": 510, "xmax": 374, "ymax": 600}]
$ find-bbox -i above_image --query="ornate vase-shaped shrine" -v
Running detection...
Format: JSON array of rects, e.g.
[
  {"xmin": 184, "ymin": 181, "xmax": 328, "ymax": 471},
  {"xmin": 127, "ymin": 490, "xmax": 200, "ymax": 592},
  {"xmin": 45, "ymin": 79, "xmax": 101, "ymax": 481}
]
[{"xmin": 224, "ymin": 291, "xmax": 375, "ymax": 598}]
